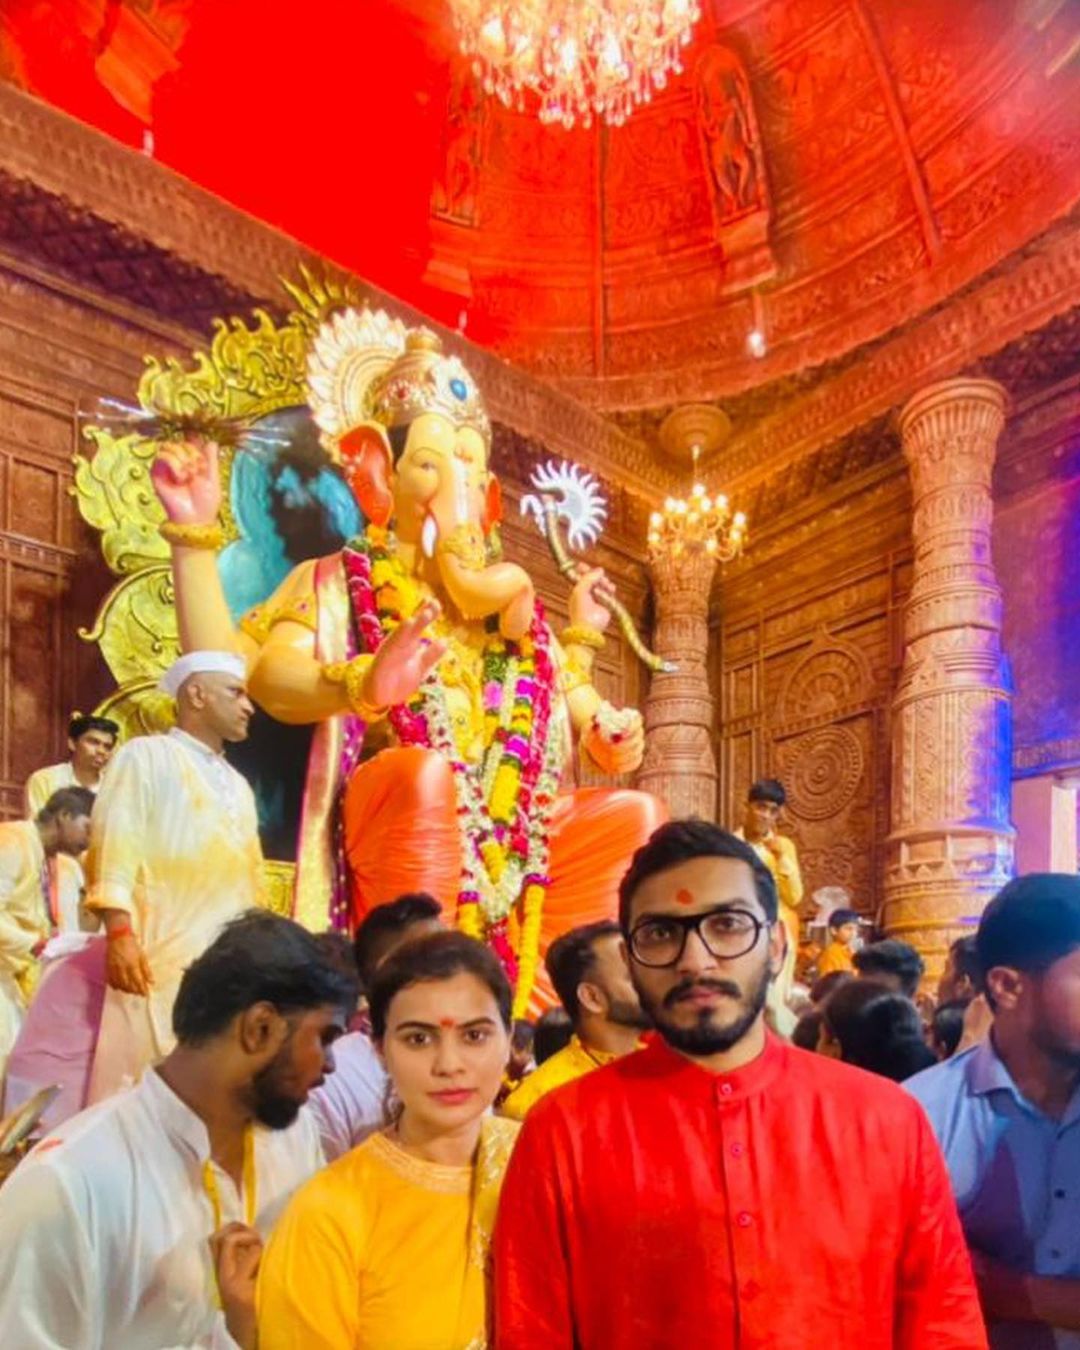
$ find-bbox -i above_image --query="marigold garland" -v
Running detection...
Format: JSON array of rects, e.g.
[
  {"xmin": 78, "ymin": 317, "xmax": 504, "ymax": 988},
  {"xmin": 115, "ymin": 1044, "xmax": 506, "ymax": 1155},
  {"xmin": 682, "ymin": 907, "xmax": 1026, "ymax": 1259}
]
[{"xmin": 343, "ymin": 527, "xmax": 562, "ymax": 991}]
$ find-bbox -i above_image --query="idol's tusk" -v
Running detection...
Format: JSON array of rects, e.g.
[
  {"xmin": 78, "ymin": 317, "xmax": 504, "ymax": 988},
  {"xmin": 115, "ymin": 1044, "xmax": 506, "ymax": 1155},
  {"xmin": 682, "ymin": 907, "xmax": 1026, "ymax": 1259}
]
[{"xmin": 537, "ymin": 495, "xmax": 677, "ymax": 675}]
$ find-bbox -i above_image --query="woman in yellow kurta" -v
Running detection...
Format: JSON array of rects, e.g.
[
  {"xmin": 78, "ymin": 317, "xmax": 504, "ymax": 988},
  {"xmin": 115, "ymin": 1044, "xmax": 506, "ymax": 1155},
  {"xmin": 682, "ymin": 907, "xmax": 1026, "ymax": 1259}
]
[{"xmin": 257, "ymin": 931, "xmax": 518, "ymax": 1350}]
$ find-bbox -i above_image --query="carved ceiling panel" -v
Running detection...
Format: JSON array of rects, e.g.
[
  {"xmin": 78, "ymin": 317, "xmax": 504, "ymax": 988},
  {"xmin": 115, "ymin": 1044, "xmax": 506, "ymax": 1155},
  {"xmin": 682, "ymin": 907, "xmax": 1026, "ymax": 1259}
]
[{"xmin": 3, "ymin": 0, "xmax": 1076, "ymax": 406}]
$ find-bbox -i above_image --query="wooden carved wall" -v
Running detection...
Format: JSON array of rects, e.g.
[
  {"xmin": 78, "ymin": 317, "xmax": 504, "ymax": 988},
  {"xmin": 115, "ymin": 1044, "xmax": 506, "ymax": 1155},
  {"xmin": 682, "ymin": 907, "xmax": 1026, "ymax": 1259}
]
[
  {"xmin": 0, "ymin": 263, "xmax": 188, "ymax": 819},
  {"xmin": 714, "ymin": 458, "xmax": 912, "ymax": 918}
]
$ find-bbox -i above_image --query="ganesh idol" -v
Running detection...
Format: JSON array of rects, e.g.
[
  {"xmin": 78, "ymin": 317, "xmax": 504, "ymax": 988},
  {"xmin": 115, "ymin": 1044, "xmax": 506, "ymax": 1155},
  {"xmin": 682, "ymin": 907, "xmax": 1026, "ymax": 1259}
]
[{"xmin": 150, "ymin": 308, "xmax": 665, "ymax": 1012}]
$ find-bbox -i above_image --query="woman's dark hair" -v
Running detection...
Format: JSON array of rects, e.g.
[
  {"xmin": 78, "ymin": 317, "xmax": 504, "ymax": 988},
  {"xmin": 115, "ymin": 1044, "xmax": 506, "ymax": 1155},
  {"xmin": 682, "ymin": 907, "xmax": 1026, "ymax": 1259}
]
[
  {"xmin": 173, "ymin": 910, "xmax": 359, "ymax": 1044},
  {"xmin": 618, "ymin": 819, "xmax": 778, "ymax": 929},
  {"xmin": 809, "ymin": 969, "xmax": 853, "ymax": 1005},
  {"xmin": 368, "ymin": 931, "xmax": 512, "ymax": 1040},
  {"xmin": 822, "ymin": 979, "xmax": 936, "ymax": 1082},
  {"xmin": 511, "ymin": 1019, "xmax": 535, "ymax": 1053},
  {"xmin": 791, "ymin": 1008, "xmax": 823, "ymax": 1052},
  {"xmin": 947, "ymin": 935, "xmax": 980, "ymax": 985},
  {"xmin": 931, "ymin": 999, "xmax": 971, "ymax": 1059}
]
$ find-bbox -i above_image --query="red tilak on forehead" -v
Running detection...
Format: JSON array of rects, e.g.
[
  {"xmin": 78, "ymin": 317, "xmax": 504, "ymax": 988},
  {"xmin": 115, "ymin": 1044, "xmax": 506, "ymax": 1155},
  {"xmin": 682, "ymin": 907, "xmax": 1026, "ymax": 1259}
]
[
  {"xmin": 675, "ymin": 887, "xmax": 695, "ymax": 906},
  {"xmin": 438, "ymin": 1018, "xmax": 456, "ymax": 1028}
]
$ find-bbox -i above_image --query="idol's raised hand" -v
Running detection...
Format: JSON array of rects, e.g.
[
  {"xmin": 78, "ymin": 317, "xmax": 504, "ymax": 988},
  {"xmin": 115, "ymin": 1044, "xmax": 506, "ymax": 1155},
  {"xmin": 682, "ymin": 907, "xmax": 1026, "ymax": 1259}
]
[
  {"xmin": 150, "ymin": 436, "xmax": 222, "ymax": 527},
  {"xmin": 568, "ymin": 565, "xmax": 616, "ymax": 635},
  {"xmin": 364, "ymin": 599, "xmax": 449, "ymax": 710}
]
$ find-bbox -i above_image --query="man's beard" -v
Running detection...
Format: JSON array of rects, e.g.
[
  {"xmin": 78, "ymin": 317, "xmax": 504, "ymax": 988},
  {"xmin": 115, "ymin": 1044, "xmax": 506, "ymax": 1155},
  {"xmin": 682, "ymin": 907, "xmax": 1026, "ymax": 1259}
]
[
  {"xmin": 636, "ymin": 961, "xmax": 772, "ymax": 1057},
  {"xmin": 1033, "ymin": 1027, "xmax": 1080, "ymax": 1076},
  {"xmin": 606, "ymin": 996, "xmax": 653, "ymax": 1032},
  {"xmin": 249, "ymin": 1047, "xmax": 305, "ymax": 1130}
]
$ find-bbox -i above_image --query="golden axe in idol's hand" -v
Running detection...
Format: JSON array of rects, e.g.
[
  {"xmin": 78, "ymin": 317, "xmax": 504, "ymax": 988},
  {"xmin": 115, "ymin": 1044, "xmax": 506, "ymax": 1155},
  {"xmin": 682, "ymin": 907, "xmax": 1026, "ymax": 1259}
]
[{"xmin": 150, "ymin": 309, "xmax": 664, "ymax": 1013}]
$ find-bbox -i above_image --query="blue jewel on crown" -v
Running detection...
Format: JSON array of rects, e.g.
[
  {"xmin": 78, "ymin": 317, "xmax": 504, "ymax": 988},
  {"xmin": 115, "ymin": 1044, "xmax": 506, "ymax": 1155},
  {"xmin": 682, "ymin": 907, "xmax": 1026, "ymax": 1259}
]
[{"xmin": 449, "ymin": 376, "xmax": 468, "ymax": 401}]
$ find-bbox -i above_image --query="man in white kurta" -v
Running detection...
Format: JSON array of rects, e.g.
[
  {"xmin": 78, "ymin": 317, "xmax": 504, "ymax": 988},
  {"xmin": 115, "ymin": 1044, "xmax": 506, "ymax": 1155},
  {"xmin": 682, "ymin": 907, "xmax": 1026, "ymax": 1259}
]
[
  {"xmin": 0, "ymin": 788, "xmax": 94, "ymax": 1083},
  {"xmin": 0, "ymin": 1068, "xmax": 321, "ymax": 1349},
  {"xmin": 0, "ymin": 909, "xmax": 357, "ymax": 1350},
  {"xmin": 24, "ymin": 713, "xmax": 119, "ymax": 816},
  {"xmin": 85, "ymin": 652, "xmax": 264, "ymax": 1102}
]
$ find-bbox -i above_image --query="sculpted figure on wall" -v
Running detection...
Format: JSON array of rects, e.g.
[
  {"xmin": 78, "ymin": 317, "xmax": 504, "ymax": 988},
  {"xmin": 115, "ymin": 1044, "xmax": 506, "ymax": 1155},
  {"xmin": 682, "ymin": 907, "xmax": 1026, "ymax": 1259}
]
[
  {"xmin": 695, "ymin": 44, "xmax": 768, "ymax": 222},
  {"xmin": 432, "ymin": 63, "xmax": 486, "ymax": 226},
  {"xmin": 693, "ymin": 42, "xmax": 776, "ymax": 287}
]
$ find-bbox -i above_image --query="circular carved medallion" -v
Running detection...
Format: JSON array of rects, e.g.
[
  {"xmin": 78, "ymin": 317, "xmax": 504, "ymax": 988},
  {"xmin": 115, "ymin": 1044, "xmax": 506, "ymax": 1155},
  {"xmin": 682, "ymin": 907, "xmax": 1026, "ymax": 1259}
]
[{"xmin": 782, "ymin": 725, "xmax": 863, "ymax": 820}]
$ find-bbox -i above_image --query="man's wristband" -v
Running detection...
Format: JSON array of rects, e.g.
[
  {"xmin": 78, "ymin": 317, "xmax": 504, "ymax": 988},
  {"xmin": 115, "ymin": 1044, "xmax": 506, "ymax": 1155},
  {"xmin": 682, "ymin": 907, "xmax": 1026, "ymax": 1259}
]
[{"xmin": 106, "ymin": 924, "xmax": 135, "ymax": 942}]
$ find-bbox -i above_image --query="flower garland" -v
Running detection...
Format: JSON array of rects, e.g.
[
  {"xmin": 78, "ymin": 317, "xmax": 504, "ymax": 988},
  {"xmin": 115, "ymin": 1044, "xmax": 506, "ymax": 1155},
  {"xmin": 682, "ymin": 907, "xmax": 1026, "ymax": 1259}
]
[{"xmin": 343, "ymin": 526, "xmax": 562, "ymax": 1004}]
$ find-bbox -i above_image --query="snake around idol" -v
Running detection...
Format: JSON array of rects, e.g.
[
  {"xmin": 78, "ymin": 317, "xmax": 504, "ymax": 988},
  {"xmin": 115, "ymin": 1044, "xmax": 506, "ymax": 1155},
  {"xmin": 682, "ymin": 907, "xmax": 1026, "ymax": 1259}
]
[{"xmin": 150, "ymin": 308, "xmax": 666, "ymax": 1014}]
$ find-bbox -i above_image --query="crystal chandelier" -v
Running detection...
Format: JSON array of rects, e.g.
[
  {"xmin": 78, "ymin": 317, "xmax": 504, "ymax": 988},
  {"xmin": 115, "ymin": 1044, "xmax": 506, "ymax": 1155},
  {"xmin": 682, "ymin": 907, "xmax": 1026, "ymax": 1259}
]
[
  {"xmin": 647, "ymin": 445, "xmax": 747, "ymax": 563},
  {"xmin": 448, "ymin": 0, "xmax": 703, "ymax": 130}
]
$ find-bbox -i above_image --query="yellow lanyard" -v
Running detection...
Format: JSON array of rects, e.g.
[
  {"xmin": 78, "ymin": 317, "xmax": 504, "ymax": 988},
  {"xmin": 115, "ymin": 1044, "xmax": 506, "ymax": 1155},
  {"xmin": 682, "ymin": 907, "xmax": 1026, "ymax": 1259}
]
[
  {"xmin": 202, "ymin": 1129, "xmax": 257, "ymax": 1308},
  {"xmin": 201, "ymin": 1127, "xmax": 257, "ymax": 1231}
]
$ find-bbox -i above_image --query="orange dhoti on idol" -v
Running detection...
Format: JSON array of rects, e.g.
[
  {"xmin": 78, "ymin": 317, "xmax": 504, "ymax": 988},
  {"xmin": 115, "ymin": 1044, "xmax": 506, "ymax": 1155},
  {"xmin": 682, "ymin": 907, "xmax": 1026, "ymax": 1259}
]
[{"xmin": 345, "ymin": 747, "xmax": 665, "ymax": 1011}]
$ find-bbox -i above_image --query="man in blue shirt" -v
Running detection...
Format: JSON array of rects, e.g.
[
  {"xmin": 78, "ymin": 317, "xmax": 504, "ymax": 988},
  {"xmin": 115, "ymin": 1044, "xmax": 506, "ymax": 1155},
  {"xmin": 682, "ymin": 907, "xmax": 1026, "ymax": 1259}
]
[{"xmin": 908, "ymin": 874, "xmax": 1080, "ymax": 1348}]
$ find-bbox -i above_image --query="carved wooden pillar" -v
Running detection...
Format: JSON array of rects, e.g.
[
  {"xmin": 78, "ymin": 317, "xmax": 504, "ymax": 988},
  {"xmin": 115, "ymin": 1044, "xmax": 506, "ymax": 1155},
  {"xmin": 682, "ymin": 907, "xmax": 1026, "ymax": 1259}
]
[
  {"xmin": 883, "ymin": 378, "xmax": 1014, "ymax": 977},
  {"xmin": 636, "ymin": 550, "xmax": 718, "ymax": 820}
]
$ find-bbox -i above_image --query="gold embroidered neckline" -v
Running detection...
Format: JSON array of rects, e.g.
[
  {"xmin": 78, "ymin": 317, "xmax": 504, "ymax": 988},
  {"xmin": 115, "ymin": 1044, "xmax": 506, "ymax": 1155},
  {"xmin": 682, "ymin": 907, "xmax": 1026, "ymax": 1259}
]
[{"xmin": 368, "ymin": 1130, "xmax": 473, "ymax": 1195}]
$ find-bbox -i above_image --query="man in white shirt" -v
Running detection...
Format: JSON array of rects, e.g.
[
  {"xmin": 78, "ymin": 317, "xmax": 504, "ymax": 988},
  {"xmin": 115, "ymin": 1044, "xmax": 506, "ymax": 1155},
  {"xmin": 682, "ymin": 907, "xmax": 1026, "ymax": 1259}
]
[
  {"xmin": 86, "ymin": 650, "xmax": 265, "ymax": 1101},
  {"xmin": 0, "ymin": 909, "xmax": 357, "ymax": 1350},
  {"xmin": 308, "ymin": 891, "xmax": 442, "ymax": 1159},
  {"xmin": 25, "ymin": 713, "xmax": 119, "ymax": 817}
]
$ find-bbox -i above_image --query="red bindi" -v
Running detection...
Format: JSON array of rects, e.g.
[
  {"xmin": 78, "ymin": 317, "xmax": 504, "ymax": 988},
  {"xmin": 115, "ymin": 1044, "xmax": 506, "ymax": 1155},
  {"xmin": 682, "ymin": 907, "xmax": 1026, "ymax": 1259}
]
[
  {"xmin": 675, "ymin": 887, "xmax": 695, "ymax": 906},
  {"xmin": 438, "ymin": 1018, "xmax": 456, "ymax": 1028}
]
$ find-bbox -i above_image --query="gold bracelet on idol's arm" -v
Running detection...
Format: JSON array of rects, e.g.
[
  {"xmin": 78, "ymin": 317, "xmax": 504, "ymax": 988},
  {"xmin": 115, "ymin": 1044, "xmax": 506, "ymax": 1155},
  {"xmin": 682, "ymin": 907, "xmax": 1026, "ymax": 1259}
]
[
  {"xmin": 560, "ymin": 624, "xmax": 606, "ymax": 651},
  {"xmin": 322, "ymin": 655, "xmax": 388, "ymax": 722},
  {"xmin": 159, "ymin": 521, "xmax": 226, "ymax": 551}
]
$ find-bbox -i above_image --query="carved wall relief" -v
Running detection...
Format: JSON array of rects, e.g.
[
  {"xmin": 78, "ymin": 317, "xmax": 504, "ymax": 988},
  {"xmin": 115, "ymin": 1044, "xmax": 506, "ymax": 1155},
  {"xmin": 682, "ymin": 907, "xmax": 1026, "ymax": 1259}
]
[
  {"xmin": 693, "ymin": 43, "xmax": 776, "ymax": 289},
  {"xmin": 432, "ymin": 61, "xmax": 487, "ymax": 228}
]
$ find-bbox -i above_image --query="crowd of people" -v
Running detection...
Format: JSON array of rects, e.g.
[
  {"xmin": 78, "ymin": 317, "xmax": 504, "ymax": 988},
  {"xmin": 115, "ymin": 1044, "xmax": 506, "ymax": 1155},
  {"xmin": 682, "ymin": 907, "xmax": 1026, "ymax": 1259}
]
[{"xmin": 0, "ymin": 655, "xmax": 1077, "ymax": 1347}]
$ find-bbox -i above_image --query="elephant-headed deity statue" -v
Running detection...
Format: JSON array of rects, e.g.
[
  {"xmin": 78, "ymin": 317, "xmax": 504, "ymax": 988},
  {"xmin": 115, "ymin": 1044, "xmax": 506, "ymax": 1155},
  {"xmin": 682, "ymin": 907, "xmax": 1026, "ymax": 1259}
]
[{"xmin": 132, "ymin": 303, "xmax": 664, "ymax": 1014}]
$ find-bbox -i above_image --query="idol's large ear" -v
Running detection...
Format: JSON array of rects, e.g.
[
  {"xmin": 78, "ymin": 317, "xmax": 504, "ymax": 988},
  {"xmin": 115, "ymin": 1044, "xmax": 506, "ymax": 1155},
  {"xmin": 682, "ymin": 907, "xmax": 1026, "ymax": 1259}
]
[
  {"xmin": 482, "ymin": 473, "xmax": 503, "ymax": 535},
  {"xmin": 339, "ymin": 425, "xmax": 393, "ymax": 527}
]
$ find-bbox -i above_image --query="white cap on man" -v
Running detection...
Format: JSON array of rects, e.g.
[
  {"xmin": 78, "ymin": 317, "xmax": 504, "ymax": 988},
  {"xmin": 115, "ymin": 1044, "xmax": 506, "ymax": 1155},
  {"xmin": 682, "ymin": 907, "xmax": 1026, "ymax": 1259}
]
[{"xmin": 159, "ymin": 650, "xmax": 247, "ymax": 699}]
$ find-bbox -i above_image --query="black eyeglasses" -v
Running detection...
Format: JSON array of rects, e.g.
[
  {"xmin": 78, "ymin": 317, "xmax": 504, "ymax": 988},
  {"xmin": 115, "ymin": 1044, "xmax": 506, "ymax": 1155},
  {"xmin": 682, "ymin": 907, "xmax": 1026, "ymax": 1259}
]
[{"xmin": 628, "ymin": 906, "xmax": 767, "ymax": 968}]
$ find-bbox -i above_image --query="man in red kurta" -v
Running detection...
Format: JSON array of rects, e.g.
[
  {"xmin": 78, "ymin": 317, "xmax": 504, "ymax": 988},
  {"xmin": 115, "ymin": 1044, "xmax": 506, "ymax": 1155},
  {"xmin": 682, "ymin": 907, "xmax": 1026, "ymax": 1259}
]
[{"xmin": 492, "ymin": 820, "xmax": 987, "ymax": 1349}]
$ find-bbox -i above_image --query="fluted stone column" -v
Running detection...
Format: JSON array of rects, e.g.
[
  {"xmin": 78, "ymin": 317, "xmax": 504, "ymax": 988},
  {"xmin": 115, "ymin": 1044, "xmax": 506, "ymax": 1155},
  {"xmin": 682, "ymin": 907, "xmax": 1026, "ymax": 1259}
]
[
  {"xmin": 883, "ymin": 378, "xmax": 1014, "ymax": 979},
  {"xmin": 636, "ymin": 550, "xmax": 718, "ymax": 820}
]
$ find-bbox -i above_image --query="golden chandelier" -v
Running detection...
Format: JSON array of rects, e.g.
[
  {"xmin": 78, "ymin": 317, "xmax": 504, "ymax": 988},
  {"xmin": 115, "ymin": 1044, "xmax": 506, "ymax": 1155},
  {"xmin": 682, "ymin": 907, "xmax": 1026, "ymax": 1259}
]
[
  {"xmin": 448, "ymin": 0, "xmax": 703, "ymax": 129},
  {"xmin": 647, "ymin": 445, "xmax": 747, "ymax": 564}
]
